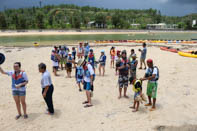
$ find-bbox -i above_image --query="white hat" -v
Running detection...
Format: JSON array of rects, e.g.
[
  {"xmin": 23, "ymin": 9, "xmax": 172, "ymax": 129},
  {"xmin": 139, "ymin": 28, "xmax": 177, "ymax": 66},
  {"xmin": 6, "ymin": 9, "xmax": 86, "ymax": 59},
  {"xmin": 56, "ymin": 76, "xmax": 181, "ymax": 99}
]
[
  {"xmin": 101, "ymin": 50, "xmax": 105, "ymax": 53},
  {"xmin": 132, "ymin": 53, "xmax": 137, "ymax": 58},
  {"xmin": 68, "ymin": 52, "xmax": 72, "ymax": 55}
]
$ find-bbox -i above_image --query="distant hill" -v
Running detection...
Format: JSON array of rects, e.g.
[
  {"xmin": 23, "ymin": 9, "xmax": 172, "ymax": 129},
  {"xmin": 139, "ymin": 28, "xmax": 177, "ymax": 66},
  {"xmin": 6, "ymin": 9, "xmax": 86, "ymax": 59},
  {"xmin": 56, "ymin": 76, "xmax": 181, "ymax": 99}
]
[{"xmin": 0, "ymin": 4, "xmax": 196, "ymax": 30}]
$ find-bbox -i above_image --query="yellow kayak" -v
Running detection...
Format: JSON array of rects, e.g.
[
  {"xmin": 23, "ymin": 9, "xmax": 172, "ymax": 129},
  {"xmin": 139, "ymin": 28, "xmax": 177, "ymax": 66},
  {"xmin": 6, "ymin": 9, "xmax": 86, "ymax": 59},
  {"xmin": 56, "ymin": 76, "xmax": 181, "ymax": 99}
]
[{"xmin": 178, "ymin": 51, "xmax": 197, "ymax": 58}]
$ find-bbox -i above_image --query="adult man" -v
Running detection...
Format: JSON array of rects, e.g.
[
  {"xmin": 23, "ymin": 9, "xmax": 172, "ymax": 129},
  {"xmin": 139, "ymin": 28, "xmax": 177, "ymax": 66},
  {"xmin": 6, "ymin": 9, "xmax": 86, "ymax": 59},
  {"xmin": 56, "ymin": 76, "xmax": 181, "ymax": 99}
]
[
  {"xmin": 139, "ymin": 43, "xmax": 147, "ymax": 70},
  {"xmin": 117, "ymin": 50, "xmax": 130, "ymax": 99},
  {"xmin": 140, "ymin": 59, "xmax": 159, "ymax": 111},
  {"xmin": 38, "ymin": 63, "xmax": 54, "ymax": 115},
  {"xmin": 82, "ymin": 60, "xmax": 95, "ymax": 108}
]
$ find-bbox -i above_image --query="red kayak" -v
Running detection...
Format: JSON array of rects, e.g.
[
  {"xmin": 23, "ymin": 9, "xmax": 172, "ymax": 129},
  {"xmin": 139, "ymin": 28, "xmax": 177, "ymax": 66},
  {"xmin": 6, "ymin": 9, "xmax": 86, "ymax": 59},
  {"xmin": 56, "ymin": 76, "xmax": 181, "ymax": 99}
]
[{"xmin": 160, "ymin": 47, "xmax": 178, "ymax": 53}]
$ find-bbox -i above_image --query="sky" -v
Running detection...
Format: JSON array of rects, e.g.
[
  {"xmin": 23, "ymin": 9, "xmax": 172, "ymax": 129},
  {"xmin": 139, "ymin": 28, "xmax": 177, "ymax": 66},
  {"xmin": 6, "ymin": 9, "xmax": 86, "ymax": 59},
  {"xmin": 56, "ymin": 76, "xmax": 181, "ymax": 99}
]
[{"xmin": 0, "ymin": 0, "xmax": 197, "ymax": 16}]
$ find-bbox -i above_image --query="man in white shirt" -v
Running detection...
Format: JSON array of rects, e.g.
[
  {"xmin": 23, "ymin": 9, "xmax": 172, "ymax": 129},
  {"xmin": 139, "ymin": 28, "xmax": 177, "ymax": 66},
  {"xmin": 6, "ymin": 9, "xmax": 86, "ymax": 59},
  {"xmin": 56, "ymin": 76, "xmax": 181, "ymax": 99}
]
[
  {"xmin": 82, "ymin": 61, "xmax": 95, "ymax": 108},
  {"xmin": 39, "ymin": 63, "xmax": 54, "ymax": 115}
]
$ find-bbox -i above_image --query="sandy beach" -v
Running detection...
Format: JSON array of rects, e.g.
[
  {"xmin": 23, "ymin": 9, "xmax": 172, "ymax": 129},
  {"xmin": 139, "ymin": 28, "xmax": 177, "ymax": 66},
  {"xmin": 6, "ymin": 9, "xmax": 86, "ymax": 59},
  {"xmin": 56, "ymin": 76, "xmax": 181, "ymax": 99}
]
[{"xmin": 0, "ymin": 43, "xmax": 197, "ymax": 131}]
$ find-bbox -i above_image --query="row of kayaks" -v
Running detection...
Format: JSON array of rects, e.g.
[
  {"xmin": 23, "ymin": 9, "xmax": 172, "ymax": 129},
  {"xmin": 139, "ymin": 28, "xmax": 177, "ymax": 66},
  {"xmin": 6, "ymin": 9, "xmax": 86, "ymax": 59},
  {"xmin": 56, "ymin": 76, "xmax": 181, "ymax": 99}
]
[
  {"xmin": 95, "ymin": 40, "xmax": 197, "ymax": 44},
  {"xmin": 160, "ymin": 46, "xmax": 197, "ymax": 58}
]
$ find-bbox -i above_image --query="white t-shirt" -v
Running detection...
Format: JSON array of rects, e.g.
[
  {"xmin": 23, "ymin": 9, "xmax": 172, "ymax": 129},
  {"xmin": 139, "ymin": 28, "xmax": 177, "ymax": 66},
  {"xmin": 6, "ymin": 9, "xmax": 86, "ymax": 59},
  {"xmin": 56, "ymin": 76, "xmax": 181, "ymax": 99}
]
[
  {"xmin": 41, "ymin": 71, "xmax": 52, "ymax": 88},
  {"xmin": 84, "ymin": 64, "xmax": 94, "ymax": 82}
]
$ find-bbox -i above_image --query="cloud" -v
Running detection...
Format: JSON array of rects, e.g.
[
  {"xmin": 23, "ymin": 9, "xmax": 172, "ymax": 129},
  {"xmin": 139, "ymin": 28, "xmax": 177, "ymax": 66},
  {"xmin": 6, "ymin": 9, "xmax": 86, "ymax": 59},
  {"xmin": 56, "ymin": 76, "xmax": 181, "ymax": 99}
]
[{"xmin": 170, "ymin": 0, "xmax": 197, "ymax": 4}]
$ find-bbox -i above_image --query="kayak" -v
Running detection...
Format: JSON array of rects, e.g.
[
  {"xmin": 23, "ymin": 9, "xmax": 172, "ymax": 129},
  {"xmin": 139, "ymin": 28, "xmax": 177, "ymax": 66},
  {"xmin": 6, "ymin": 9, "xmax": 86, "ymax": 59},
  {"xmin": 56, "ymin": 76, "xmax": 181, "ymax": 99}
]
[
  {"xmin": 178, "ymin": 51, "xmax": 197, "ymax": 58},
  {"xmin": 160, "ymin": 47, "xmax": 178, "ymax": 53}
]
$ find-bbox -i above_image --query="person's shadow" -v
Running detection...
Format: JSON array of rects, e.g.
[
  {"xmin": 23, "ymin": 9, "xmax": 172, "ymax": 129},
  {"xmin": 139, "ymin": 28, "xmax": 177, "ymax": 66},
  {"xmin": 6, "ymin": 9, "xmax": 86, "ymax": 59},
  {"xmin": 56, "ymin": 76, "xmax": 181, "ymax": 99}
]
[{"xmin": 53, "ymin": 109, "xmax": 61, "ymax": 118}]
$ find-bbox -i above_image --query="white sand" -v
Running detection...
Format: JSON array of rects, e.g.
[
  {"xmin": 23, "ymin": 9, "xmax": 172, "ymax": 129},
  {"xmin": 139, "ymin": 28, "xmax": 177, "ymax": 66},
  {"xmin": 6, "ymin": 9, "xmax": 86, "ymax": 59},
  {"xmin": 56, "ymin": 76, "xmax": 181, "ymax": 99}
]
[{"xmin": 0, "ymin": 44, "xmax": 197, "ymax": 131}]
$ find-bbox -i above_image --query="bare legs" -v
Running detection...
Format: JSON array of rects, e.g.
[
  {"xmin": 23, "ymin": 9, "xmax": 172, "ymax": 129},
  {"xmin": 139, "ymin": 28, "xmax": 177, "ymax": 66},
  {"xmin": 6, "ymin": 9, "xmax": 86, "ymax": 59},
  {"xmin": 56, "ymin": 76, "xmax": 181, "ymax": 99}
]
[{"xmin": 13, "ymin": 95, "xmax": 27, "ymax": 119}]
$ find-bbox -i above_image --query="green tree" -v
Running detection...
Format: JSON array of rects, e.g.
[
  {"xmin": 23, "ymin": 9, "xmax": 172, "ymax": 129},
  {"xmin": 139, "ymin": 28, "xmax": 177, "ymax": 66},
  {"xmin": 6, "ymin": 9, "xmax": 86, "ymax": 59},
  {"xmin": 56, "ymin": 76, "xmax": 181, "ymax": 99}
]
[
  {"xmin": 0, "ymin": 13, "xmax": 7, "ymax": 29},
  {"xmin": 36, "ymin": 11, "xmax": 45, "ymax": 29}
]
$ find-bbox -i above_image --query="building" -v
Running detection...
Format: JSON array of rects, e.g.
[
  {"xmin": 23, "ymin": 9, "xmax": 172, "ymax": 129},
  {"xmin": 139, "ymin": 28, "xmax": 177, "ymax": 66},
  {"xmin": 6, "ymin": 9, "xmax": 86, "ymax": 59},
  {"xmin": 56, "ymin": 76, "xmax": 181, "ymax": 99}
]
[
  {"xmin": 130, "ymin": 24, "xmax": 141, "ymax": 28},
  {"xmin": 88, "ymin": 21, "xmax": 107, "ymax": 28},
  {"xmin": 147, "ymin": 23, "xmax": 178, "ymax": 30}
]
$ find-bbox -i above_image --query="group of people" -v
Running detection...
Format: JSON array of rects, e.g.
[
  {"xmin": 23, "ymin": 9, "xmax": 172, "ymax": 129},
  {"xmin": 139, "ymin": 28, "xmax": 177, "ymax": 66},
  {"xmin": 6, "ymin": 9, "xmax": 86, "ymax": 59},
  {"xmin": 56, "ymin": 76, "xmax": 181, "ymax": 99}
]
[
  {"xmin": 111, "ymin": 43, "xmax": 159, "ymax": 112},
  {"xmin": 0, "ymin": 42, "xmax": 159, "ymax": 120}
]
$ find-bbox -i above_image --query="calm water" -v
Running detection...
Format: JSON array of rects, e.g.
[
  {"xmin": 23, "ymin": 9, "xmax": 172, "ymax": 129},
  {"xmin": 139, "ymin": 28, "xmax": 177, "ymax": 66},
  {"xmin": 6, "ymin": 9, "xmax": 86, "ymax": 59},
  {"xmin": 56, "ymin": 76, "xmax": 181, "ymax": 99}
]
[{"xmin": 0, "ymin": 33, "xmax": 197, "ymax": 46}]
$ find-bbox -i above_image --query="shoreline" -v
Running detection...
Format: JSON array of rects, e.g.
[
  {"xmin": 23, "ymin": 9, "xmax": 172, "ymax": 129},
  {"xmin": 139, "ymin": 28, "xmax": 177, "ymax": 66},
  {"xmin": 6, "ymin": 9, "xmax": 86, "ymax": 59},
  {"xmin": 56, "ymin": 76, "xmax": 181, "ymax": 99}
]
[{"xmin": 1, "ymin": 29, "xmax": 197, "ymax": 37}]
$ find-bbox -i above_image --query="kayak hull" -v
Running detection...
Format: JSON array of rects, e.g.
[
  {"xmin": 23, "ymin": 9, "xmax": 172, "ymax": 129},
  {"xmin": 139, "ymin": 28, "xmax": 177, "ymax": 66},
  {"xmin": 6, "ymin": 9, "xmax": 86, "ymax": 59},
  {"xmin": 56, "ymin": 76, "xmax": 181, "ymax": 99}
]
[{"xmin": 178, "ymin": 51, "xmax": 197, "ymax": 58}]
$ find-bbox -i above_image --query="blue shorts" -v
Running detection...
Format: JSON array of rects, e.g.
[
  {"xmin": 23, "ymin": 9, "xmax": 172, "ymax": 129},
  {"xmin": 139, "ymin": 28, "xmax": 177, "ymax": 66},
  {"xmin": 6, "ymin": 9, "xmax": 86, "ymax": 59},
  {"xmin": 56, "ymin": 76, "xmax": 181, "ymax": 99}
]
[
  {"xmin": 77, "ymin": 78, "xmax": 83, "ymax": 83},
  {"xmin": 134, "ymin": 92, "xmax": 140, "ymax": 100},
  {"xmin": 83, "ymin": 82, "xmax": 91, "ymax": 91},
  {"xmin": 12, "ymin": 90, "xmax": 26, "ymax": 96}
]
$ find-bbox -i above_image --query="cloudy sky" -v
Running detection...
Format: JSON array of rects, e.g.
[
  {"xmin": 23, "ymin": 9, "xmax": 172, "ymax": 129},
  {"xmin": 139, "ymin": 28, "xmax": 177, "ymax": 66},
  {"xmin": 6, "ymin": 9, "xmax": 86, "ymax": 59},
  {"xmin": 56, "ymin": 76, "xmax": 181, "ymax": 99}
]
[{"xmin": 0, "ymin": 0, "xmax": 197, "ymax": 16}]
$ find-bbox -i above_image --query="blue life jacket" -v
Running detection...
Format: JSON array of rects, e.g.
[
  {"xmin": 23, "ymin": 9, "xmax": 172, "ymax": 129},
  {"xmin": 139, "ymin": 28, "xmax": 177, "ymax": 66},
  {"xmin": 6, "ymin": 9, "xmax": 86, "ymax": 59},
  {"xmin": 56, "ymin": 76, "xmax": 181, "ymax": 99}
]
[
  {"xmin": 130, "ymin": 59, "xmax": 137, "ymax": 71},
  {"xmin": 88, "ymin": 55, "xmax": 95, "ymax": 67},
  {"xmin": 146, "ymin": 66, "xmax": 159, "ymax": 81},
  {"xmin": 99, "ymin": 55, "xmax": 106, "ymax": 64},
  {"xmin": 51, "ymin": 52, "xmax": 58, "ymax": 62},
  {"xmin": 12, "ymin": 71, "xmax": 26, "ymax": 90},
  {"xmin": 76, "ymin": 67, "xmax": 83, "ymax": 79}
]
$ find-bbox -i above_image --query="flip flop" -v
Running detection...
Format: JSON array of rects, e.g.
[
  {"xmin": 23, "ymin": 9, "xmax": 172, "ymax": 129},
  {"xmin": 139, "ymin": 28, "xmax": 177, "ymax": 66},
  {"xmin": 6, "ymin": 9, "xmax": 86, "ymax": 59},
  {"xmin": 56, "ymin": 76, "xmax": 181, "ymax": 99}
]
[
  {"xmin": 84, "ymin": 104, "xmax": 93, "ymax": 108},
  {"xmin": 15, "ymin": 115, "xmax": 21, "ymax": 120},
  {"xmin": 145, "ymin": 103, "xmax": 152, "ymax": 106},
  {"xmin": 150, "ymin": 108, "xmax": 156, "ymax": 111},
  {"xmin": 82, "ymin": 101, "xmax": 89, "ymax": 104},
  {"xmin": 24, "ymin": 114, "xmax": 28, "ymax": 119}
]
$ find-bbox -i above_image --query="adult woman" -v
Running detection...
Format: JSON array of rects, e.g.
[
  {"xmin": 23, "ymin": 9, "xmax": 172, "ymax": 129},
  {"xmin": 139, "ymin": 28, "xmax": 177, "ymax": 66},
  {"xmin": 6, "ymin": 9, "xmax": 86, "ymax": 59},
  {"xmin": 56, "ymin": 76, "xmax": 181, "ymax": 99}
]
[
  {"xmin": 38, "ymin": 63, "xmax": 54, "ymax": 115},
  {"xmin": 0, "ymin": 62, "xmax": 28, "ymax": 120},
  {"xmin": 77, "ymin": 43, "xmax": 84, "ymax": 59},
  {"xmin": 99, "ymin": 50, "xmax": 106, "ymax": 76}
]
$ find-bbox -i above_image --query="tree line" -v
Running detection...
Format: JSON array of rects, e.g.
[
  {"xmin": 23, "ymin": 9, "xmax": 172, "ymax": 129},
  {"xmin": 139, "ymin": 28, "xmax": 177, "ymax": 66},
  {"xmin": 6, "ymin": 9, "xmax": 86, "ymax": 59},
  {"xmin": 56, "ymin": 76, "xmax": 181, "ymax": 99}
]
[{"xmin": 0, "ymin": 4, "xmax": 196, "ymax": 30}]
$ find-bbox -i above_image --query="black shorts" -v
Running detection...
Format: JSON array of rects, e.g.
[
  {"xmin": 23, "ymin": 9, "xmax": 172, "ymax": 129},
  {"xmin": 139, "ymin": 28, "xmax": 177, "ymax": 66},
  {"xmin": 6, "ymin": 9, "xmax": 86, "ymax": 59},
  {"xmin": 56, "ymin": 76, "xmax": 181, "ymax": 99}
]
[{"xmin": 53, "ymin": 66, "xmax": 58, "ymax": 70}]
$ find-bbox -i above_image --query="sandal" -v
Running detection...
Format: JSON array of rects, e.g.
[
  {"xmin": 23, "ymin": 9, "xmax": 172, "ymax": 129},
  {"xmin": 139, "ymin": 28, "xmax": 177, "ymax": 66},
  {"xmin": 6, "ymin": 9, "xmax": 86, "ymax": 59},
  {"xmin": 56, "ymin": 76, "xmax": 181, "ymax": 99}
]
[
  {"xmin": 15, "ymin": 115, "xmax": 21, "ymax": 120},
  {"xmin": 84, "ymin": 104, "xmax": 93, "ymax": 108},
  {"xmin": 24, "ymin": 114, "xmax": 28, "ymax": 119},
  {"xmin": 82, "ymin": 101, "xmax": 89, "ymax": 104}
]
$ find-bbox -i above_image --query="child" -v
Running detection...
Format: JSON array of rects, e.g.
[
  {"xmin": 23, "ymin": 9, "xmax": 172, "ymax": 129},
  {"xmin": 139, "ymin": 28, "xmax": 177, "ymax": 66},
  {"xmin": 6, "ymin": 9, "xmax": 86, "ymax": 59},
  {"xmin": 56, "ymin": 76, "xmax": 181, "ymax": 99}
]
[
  {"xmin": 115, "ymin": 50, "xmax": 121, "ymax": 75},
  {"xmin": 66, "ymin": 52, "xmax": 73, "ymax": 78},
  {"xmin": 59, "ymin": 46, "xmax": 67, "ymax": 70},
  {"xmin": 72, "ymin": 47, "xmax": 76, "ymax": 60},
  {"xmin": 99, "ymin": 50, "xmax": 107, "ymax": 76},
  {"xmin": 75, "ymin": 59, "xmax": 84, "ymax": 92},
  {"xmin": 110, "ymin": 47, "xmax": 116, "ymax": 68},
  {"xmin": 51, "ymin": 49, "xmax": 60, "ymax": 76},
  {"xmin": 87, "ymin": 49, "xmax": 96, "ymax": 72},
  {"xmin": 129, "ymin": 77, "xmax": 146, "ymax": 112}
]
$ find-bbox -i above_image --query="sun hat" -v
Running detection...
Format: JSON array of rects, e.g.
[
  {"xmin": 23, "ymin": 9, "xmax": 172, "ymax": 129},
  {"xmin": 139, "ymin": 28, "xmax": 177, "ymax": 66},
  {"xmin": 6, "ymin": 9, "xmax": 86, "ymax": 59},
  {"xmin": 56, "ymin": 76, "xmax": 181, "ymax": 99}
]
[
  {"xmin": 101, "ymin": 50, "xmax": 105, "ymax": 53},
  {"xmin": 0, "ymin": 53, "xmax": 5, "ymax": 65},
  {"xmin": 147, "ymin": 59, "xmax": 153, "ymax": 63},
  {"xmin": 77, "ymin": 59, "xmax": 83, "ymax": 66}
]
